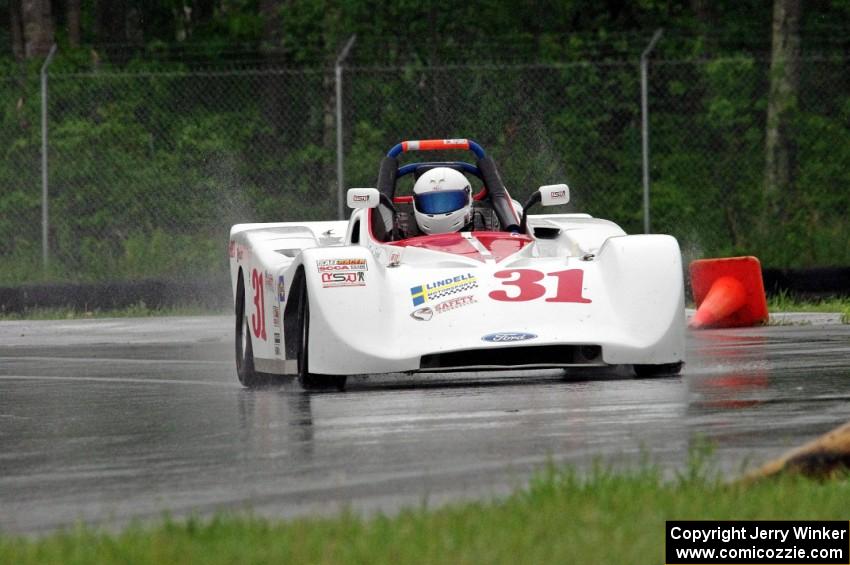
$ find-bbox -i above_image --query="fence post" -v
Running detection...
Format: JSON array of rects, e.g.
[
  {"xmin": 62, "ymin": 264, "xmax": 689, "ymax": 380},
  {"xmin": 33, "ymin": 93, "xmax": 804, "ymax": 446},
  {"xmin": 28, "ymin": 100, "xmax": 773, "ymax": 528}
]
[
  {"xmin": 41, "ymin": 44, "xmax": 58, "ymax": 271},
  {"xmin": 641, "ymin": 29, "xmax": 662, "ymax": 234},
  {"xmin": 335, "ymin": 35, "xmax": 356, "ymax": 220}
]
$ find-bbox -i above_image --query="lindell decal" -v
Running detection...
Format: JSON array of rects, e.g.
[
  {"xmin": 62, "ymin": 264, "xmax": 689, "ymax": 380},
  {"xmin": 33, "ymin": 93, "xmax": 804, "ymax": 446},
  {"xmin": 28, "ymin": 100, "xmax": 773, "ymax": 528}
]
[{"xmin": 410, "ymin": 273, "xmax": 477, "ymax": 306}]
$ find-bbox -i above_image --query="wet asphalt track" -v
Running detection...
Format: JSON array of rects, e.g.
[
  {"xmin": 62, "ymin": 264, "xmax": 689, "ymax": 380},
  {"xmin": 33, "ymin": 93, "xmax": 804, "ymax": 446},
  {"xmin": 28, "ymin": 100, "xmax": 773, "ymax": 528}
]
[{"xmin": 1, "ymin": 316, "xmax": 849, "ymax": 534}]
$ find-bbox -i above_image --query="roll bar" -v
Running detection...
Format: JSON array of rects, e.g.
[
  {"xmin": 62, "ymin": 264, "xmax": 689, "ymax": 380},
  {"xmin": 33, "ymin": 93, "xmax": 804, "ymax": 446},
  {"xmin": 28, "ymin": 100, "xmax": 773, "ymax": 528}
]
[{"xmin": 380, "ymin": 138, "xmax": 519, "ymax": 232}]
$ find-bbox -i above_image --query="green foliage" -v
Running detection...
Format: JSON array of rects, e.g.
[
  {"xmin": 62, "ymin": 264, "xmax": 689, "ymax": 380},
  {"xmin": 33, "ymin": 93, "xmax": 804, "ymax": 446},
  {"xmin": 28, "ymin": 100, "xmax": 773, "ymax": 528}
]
[
  {"xmin": 0, "ymin": 2, "xmax": 848, "ymax": 282},
  {"xmin": 1, "ymin": 55, "xmax": 847, "ymax": 284},
  {"xmin": 0, "ymin": 230, "xmax": 222, "ymax": 285}
]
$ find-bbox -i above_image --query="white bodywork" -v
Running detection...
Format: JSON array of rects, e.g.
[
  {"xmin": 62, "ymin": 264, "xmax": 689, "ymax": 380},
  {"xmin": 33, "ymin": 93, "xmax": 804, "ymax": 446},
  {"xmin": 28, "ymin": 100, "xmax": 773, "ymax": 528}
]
[{"xmin": 229, "ymin": 210, "xmax": 686, "ymax": 376}]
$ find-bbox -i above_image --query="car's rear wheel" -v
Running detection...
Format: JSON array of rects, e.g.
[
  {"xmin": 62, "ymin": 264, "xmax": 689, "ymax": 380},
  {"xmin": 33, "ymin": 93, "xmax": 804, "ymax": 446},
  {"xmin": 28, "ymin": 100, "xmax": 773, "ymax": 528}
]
[
  {"xmin": 296, "ymin": 287, "xmax": 347, "ymax": 392},
  {"xmin": 633, "ymin": 362, "xmax": 683, "ymax": 378},
  {"xmin": 235, "ymin": 271, "xmax": 268, "ymax": 387}
]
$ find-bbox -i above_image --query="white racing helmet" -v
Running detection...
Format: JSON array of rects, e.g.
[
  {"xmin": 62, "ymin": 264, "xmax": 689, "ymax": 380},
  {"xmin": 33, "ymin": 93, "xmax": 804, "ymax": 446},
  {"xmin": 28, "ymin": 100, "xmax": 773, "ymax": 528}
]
[{"xmin": 412, "ymin": 167, "xmax": 473, "ymax": 235}]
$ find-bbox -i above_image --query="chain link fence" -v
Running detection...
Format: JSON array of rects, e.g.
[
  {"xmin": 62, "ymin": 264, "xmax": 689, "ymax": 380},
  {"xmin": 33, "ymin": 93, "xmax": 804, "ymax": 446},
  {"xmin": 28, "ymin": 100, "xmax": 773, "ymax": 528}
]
[
  {"xmin": 1, "ymin": 73, "xmax": 41, "ymax": 283},
  {"xmin": 653, "ymin": 56, "xmax": 849, "ymax": 266},
  {"xmin": 1, "ymin": 56, "xmax": 847, "ymax": 284}
]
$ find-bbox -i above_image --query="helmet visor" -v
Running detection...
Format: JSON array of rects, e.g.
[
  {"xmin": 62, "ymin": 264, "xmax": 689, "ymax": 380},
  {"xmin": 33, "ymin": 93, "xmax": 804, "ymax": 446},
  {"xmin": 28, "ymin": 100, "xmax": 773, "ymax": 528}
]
[{"xmin": 413, "ymin": 190, "xmax": 469, "ymax": 215}]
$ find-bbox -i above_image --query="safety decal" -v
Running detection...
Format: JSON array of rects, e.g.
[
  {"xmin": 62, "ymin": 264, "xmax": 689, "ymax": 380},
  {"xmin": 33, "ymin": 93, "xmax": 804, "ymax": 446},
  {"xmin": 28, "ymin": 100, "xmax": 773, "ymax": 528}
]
[
  {"xmin": 410, "ymin": 294, "xmax": 477, "ymax": 321},
  {"xmin": 277, "ymin": 275, "xmax": 285, "ymax": 303},
  {"xmin": 410, "ymin": 273, "xmax": 477, "ymax": 306},
  {"xmin": 434, "ymin": 294, "xmax": 476, "ymax": 314}
]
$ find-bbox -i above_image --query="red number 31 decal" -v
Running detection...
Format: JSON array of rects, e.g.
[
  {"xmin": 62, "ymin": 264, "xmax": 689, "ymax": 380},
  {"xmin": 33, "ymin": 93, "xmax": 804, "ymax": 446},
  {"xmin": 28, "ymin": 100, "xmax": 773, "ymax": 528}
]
[
  {"xmin": 489, "ymin": 269, "xmax": 591, "ymax": 303},
  {"xmin": 251, "ymin": 268, "xmax": 267, "ymax": 340}
]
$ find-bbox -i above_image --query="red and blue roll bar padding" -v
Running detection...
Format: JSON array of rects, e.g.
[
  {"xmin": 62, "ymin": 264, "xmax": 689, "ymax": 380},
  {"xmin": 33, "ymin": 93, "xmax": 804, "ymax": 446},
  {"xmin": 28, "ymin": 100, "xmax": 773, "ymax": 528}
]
[
  {"xmin": 388, "ymin": 138, "xmax": 486, "ymax": 159},
  {"xmin": 379, "ymin": 138, "xmax": 517, "ymax": 225}
]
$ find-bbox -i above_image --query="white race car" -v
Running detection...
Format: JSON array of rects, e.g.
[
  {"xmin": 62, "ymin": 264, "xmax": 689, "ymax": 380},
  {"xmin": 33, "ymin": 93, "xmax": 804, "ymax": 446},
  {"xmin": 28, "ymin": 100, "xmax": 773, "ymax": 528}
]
[{"xmin": 229, "ymin": 139, "xmax": 685, "ymax": 389}]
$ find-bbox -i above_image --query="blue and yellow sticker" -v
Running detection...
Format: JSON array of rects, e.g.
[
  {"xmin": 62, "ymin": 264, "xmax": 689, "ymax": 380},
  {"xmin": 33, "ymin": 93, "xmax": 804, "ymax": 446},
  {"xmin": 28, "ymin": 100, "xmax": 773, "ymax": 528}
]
[{"xmin": 410, "ymin": 273, "xmax": 477, "ymax": 307}]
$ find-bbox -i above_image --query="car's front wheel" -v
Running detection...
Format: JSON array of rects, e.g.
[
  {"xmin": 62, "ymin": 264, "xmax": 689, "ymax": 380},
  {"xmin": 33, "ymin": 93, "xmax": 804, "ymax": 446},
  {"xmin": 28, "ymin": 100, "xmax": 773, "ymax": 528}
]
[
  {"xmin": 633, "ymin": 362, "xmax": 683, "ymax": 378},
  {"xmin": 296, "ymin": 287, "xmax": 347, "ymax": 392}
]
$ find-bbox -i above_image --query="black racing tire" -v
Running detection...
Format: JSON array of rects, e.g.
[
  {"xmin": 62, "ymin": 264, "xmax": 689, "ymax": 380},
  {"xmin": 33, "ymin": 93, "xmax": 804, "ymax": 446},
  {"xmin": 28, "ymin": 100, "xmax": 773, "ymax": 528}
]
[
  {"xmin": 296, "ymin": 287, "xmax": 347, "ymax": 392},
  {"xmin": 235, "ymin": 271, "xmax": 268, "ymax": 387},
  {"xmin": 633, "ymin": 362, "xmax": 684, "ymax": 378}
]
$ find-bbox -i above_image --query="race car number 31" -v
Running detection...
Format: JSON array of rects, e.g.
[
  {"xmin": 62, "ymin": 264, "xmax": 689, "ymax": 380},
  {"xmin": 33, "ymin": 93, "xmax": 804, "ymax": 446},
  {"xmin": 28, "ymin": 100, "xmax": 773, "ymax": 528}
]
[{"xmin": 489, "ymin": 269, "xmax": 591, "ymax": 303}]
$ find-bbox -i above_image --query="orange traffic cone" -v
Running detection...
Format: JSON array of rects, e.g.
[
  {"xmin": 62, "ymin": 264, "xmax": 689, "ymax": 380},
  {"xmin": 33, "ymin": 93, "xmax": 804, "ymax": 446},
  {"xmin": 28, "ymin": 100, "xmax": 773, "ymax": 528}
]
[{"xmin": 689, "ymin": 256, "xmax": 769, "ymax": 329}]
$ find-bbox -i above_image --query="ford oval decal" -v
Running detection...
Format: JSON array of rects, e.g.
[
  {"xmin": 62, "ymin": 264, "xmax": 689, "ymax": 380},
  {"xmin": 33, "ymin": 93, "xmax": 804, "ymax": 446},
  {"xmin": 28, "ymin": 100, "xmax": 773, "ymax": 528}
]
[{"xmin": 482, "ymin": 332, "xmax": 537, "ymax": 343}]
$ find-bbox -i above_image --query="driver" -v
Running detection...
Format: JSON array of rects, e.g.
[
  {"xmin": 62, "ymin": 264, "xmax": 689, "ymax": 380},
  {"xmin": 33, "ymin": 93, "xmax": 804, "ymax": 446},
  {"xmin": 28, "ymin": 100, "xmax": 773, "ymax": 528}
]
[{"xmin": 411, "ymin": 167, "xmax": 473, "ymax": 234}]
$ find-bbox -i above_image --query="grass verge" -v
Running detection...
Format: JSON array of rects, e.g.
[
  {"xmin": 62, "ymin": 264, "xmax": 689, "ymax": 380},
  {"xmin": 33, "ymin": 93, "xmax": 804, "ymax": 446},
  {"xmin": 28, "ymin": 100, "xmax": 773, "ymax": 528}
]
[
  {"xmin": 766, "ymin": 290, "xmax": 850, "ymax": 314},
  {"xmin": 0, "ymin": 301, "xmax": 226, "ymax": 320},
  {"xmin": 2, "ymin": 463, "xmax": 849, "ymax": 565},
  {"xmin": 766, "ymin": 292, "xmax": 850, "ymax": 324}
]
